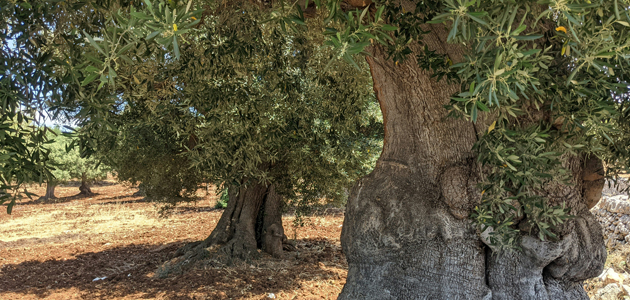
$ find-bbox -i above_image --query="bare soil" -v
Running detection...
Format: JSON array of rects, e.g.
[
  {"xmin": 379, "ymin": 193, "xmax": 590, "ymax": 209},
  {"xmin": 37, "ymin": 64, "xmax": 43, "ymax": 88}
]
[{"xmin": 0, "ymin": 183, "xmax": 347, "ymax": 299}]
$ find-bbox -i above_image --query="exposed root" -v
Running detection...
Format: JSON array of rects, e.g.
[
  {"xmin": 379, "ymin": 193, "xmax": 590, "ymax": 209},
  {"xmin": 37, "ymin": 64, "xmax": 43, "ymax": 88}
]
[{"xmin": 157, "ymin": 236, "xmax": 297, "ymax": 278}]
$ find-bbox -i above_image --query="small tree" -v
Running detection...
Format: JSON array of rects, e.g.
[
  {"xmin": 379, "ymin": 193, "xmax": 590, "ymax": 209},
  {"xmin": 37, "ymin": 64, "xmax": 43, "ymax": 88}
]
[{"xmin": 39, "ymin": 128, "xmax": 109, "ymax": 201}]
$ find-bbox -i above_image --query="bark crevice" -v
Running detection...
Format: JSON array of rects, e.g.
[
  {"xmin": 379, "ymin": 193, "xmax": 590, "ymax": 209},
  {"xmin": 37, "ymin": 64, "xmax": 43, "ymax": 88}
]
[
  {"xmin": 339, "ymin": 41, "xmax": 605, "ymax": 299},
  {"xmin": 158, "ymin": 181, "xmax": 290, "ymax": 277}
]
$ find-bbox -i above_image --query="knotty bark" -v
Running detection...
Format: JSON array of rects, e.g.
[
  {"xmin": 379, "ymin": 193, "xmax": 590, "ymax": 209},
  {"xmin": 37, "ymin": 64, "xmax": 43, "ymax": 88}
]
[
  {"xmin": 339, "ymin": 27, "xmax": 605, "ymax": 299},
  {"xmin": 340, "ymin": 34, "xmax": 490, "ymax": 298},
  {"xmin": 159, "ymin": 181, "xmax": 288, "ymax": 276}
]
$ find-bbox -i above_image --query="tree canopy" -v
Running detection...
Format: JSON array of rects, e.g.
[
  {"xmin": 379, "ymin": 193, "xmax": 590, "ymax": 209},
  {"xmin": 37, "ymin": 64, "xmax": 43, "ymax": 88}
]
[
  {"xmin": 82, "ymin": 4, "xmax": 382, "ymax": 215},
  {"xmin": 18, "ymin": 0, "xmax": 626, "ymax": 246}
]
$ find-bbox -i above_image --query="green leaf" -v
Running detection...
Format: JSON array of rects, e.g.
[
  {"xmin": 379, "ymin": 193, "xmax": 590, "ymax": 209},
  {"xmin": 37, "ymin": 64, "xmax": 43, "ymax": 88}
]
[
  {"xmin": 476, "ymin": 101, "xmax": 489, "ymax": 112},
  {"xmin": 130, "ymin": 12, "xmax": 153, "ymax": 20},
  {"xmin": 146, "ymin": 31, "xmax": 161, "ymax": 40},
  {"xmin": 173, "ymin": 36, "xmax": 180, "ymax": 59},
  {"xmin": 380, "ymin": 24, "xmax": 398, "ymax": 31},
  {"xmin": 513, "ymin": 34, "xmax": 543, "ymax": 41},
  {"xmin": 467, "ymin": 13, "xmax": 488, "ymax": 26},
  {"xmin": 85, "ymin": 66, "xmax": 100, "ymax": 72},
  {"xmin": 83, "ymin": 31, "xmax": 105, "ymax": 55},
  {"xmin": 81, "ymin": 73, "xmax": 99, "ymax": 86},
  {"xmin": 614, "ymin": 0, "xmax": 621, "ymax": 20},
  {"xmin": 511, "ymin": 25, "xmax": 527, "ymax": 36}
]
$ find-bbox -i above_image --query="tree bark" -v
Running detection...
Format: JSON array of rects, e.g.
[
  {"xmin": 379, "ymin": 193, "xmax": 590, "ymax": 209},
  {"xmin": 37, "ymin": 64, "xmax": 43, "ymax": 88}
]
[
  {"xmin": 159, "ymin": 181, "xmax": 287, "ymax": 276},
  {"xmin": 339, "ymin": 32, "xmax": 605, "ymax": 299},
  {"xmin": 78, "ymin": 172, "xmax": 94, "ymax": 195},
  {"xmin": 39, "ymin": 182, "xmax": 57, "ymax": 201}
]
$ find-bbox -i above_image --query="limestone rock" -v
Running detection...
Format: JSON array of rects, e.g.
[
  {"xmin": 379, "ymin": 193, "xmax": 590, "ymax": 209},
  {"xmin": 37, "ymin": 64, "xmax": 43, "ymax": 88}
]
[
  {"xmin": 599, "ymin": 268, "xmax": 624, "ymax": 285},
  {"xmin": 594, "ymin": 283, "xmax": 625, "ymax": 300}
]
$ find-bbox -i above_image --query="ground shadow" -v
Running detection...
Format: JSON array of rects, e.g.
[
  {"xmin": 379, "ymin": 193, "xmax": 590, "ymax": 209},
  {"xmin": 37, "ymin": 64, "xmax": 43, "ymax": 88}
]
[
  {"xmin": 95, "ymin": 195, "xmax": 149, "ymax": 205},
  {"xmin": 168, "ymin": 205, "xmax": 220, "ymax": 215},
  {"xmin": 0, "ymin": 238, "xmax": 346, "ymax": 299},
  {"xmin": 18, "ymin": 192, "xmax": 101, "ymax": 206}
]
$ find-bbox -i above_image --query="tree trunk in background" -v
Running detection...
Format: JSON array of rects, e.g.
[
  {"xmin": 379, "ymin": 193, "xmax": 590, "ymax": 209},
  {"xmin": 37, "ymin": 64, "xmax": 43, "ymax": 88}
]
[
  {"xmin": 203, "ymin": 181, "xmax": 284, "ymax": 260},
  {"xmin": 79, "ymin": 172, "xmax": 94, "ymax": 195},
  {"xmin": 339, "ymin": 30, "xmax": 605, "ymax": 299},
  {"xmin": 40, "ymin": 182, "xmax": 57, "ymax": 201},
  {"xmin": 159, "ymin": 181, "xmax": 287, "ymax": 276}
]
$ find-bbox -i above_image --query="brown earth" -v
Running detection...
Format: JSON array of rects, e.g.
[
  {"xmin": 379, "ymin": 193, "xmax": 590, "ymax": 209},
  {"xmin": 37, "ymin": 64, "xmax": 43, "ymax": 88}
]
[
  {"xmin": 3, "ymin": 182, "xmax": 620, "ymax": 299},
  {"xmin": 0, "ymin": 183, "xmax": 347, "ymax": 300}
]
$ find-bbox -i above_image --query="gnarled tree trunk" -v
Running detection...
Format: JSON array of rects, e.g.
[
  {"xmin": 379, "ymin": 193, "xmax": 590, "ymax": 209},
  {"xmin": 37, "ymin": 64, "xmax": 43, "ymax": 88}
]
[
  {"xmin": 78, "ymin": 172, "xmax": 94, "ymax": 195},
  {"xmin": 339, "ymin": 32, "xmax": 605, "ymax": 299},
  {"xmin": 159, "ymin": 181, "xmax": 288, "ymax": 276},
  {"xmin": 39, "ymin": 181, "xmax": 57, "ymax": 201}
]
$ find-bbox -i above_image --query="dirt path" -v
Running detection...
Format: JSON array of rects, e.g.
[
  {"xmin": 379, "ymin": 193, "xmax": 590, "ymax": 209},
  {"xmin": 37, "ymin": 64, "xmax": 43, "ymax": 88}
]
[{"xmin": 0, "ymin": 183, "xmax": 347, "ymax": 299}]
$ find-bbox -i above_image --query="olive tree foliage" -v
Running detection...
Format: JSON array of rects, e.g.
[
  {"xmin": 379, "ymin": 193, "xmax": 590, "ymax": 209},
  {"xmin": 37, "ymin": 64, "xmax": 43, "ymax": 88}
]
[
  {"xmin": 96, "ymin": 101, "xmax": 206, "ymax": 209},
  {"xmin": 9, "ymin": 0, "xmax": 381, "ymax": 215},
  {"xmin": 172, "ymin": 7, "xmax": 381, "ymax": 213},
  {"xmin": 8, "ymin": 0, "xmax": 628, "ymax": 252},
  {"xmin": 0, "ymin": 1, "xmax": 73, "ymax": 212}
]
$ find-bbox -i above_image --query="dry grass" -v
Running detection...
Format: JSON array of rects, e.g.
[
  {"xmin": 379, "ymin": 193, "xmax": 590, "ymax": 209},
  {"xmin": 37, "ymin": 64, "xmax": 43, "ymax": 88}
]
[{"xmin": 1, "ymin": 202, "xmax": 161, "ymax": 243}]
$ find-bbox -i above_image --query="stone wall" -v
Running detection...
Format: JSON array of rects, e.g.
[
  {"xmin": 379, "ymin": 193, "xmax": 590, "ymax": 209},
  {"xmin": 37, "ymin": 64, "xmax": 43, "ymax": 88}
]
[{"xmin": 591, "ymin": 179, "xmax": 630, "ymax": 248}]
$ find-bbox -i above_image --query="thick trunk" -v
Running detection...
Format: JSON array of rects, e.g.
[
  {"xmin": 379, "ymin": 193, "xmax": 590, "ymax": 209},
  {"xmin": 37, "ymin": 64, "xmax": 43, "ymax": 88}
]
[
  {"xmin": 340, "ymin": 39, "xmax": 490, "ymax": 299},
  {"xmin": 159, "ymin": 181, "xmax": 287, "ymax": 276},
  {"xmin": 255, "ymin": 184, "xmax": 285, "ymax": 258},
  {"xmin": 79, "ymin": 172, "xmax": 94, "ymax": 195},
  {"xmin": 40, "ymin": 182, "xmax": 57, "ymax": 201},
  {"xmin": 205, "ymin": 181, "xmax": 270, "ymax": 261},
  {"xmin": 339, "ymin": 35, "xmax": 605, "ymax": 299}
]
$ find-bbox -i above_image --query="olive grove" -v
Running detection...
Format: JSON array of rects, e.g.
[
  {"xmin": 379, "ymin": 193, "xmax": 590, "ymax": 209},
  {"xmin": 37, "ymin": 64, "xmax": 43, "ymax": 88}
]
[{"xmin": 3, "ymin": 0, "xmax": 630, "ymax": 299}]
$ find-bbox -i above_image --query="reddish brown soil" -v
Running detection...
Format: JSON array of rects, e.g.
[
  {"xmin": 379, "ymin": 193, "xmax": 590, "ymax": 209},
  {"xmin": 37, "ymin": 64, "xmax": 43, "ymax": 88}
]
[{"xmin": 0, "ymin": 183, "xmax": 347, "ymax": 299}]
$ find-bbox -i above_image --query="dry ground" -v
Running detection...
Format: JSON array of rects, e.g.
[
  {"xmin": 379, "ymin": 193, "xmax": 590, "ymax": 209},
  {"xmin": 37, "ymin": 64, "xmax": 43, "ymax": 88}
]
[
  {"xmin": 2, "ymin": 182, "xmax": 623, "ymax": 299},
  {"xmin": 0, "ymin": 183, "xmax": 347, "ymax": 300}
]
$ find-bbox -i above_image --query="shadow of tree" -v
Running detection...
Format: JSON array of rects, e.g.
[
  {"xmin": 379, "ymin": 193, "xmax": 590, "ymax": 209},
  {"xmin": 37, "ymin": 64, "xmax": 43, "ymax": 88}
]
[
  {"xmin": 0, "ymin": 238, "xmax": 346, "ymax": 299},
  {"xmin": 17, "ymin": 192, "xmax": 101, "ymax": 206},
  {"xmin": 94, "ymin": 195, "xmax": 150, "ymax": 205}
]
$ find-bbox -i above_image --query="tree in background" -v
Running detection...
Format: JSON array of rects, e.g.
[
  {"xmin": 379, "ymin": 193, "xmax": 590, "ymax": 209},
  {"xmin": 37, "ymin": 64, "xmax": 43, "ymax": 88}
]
[
  {"xmin": 97, "ymin": 102, "xmax": 206, "ymax": 210},
  {"xmin": 38, "ymin": 128, "xmax": 110, "ymax": 201},
  {"xmin": 80, "ymin": 6, "xmax": 383, "ymax": 271}
]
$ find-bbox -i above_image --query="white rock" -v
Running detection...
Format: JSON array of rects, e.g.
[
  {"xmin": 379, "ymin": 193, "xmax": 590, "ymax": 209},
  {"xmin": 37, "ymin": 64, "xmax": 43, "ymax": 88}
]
[
  {"xmin": 599, "ymin": 268, "xmax": 624, "ymax": 285},
  {"xmin": 594, "ymin": 283, "xmax": 624, "ymax": 300}
]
